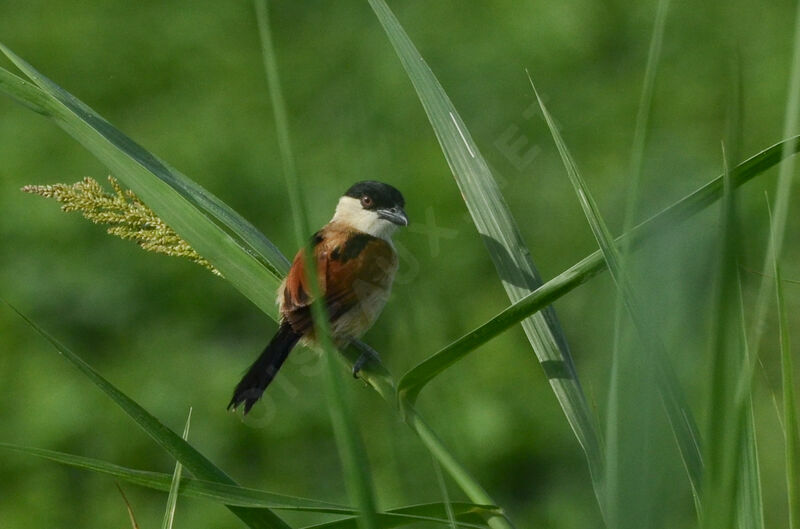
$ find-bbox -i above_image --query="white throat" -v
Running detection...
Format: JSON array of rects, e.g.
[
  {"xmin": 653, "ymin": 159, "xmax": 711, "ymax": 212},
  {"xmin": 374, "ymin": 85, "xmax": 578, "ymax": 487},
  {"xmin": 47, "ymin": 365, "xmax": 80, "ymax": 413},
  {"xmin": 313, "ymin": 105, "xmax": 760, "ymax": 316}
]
[{"xmin": 331, "ymin": 196, "xmax": 398, "ymax": 241}]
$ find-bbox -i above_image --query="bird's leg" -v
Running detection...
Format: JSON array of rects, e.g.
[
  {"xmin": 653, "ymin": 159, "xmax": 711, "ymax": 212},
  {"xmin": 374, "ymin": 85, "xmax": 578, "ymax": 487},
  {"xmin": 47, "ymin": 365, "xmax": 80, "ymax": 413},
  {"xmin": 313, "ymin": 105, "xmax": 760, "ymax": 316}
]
[{"xmin": 352, "ymin": 341, "xmax": 381, "ymax": 378}]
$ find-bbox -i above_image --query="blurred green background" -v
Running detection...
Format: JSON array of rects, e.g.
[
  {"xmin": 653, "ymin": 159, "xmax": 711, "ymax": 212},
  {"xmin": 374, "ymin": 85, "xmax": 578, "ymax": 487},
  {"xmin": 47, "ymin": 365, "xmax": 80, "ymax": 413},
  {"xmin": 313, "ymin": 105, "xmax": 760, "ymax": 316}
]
[{"xmin": 1, "ymin": 1, "xmax": 799, "ymax": 527}]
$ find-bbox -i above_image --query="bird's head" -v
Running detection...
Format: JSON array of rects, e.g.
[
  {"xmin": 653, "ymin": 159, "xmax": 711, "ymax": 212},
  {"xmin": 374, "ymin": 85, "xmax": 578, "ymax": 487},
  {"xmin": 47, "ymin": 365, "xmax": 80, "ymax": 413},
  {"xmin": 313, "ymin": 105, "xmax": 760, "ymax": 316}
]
[{"xmin": 332, "ymin": 181, "xmax": 408, "ymax": 240}]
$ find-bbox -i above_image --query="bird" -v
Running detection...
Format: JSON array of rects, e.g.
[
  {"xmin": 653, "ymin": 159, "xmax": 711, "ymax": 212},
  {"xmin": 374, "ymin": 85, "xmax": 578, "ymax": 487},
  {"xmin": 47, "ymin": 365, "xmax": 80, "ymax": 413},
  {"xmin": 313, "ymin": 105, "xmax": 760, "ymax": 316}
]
[{"xmin": 228, "ymin": 181, "xmax": 408, "ymax": 414}]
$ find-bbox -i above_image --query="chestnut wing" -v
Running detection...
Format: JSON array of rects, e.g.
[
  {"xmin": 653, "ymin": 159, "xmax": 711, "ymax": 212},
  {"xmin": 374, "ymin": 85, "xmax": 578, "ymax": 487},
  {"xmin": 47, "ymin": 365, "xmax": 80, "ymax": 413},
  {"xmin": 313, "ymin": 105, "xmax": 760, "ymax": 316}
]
[{"xmin": 281, "ymin": 230, "xmax": 396, "ymax": 335}]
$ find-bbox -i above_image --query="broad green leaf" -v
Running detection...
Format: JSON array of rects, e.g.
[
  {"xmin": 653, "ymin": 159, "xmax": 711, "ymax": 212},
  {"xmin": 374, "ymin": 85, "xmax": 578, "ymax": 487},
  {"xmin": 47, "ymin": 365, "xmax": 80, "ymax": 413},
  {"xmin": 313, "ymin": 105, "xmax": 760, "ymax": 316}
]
[
  {"xmin": 530, "ymin": 78, "xmax": 703, "ymax": 501},
  {"xmin": 367, "ymin": 0, "xmax": 602, "ymax": 517},
  {"xmin": 162, "ymin": 408, "xmax": 192, "ymax": 529},
  {"xmin": 2, "ymin": 302, "xmax": 291, "ymax": 529},
  {"xmin": 254, "ymin": 3, "xmax": 378, "ymax": 528},
  {"xmin": 398, "ymin": 135, "xmax": 800, "ymax": 409}
]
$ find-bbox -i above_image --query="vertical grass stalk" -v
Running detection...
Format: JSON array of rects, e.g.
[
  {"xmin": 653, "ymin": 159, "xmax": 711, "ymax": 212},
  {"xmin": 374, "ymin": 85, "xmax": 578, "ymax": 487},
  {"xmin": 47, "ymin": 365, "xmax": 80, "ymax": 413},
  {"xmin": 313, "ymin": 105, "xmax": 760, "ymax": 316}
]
[
  {"xmin": 750, "ymin": 0, "xmax": 800, "ymax": 352},
  {"xmin": 255, "ymin": 2, "xmax": 379, "ymax": 527},
  {"xmin": 606, "ymin": 1, "xmax": 670, "ymax": 524},
  {"xmin": 769, "ymin": 201, "xmax": 800, "ymax": 529},
  {"xmin": 701, "ymin": 147, "xmax": 744, "ymax": 529},
  {"xmin": 161, "ymin": 408, "xmax": 192, "ymax": 529}
]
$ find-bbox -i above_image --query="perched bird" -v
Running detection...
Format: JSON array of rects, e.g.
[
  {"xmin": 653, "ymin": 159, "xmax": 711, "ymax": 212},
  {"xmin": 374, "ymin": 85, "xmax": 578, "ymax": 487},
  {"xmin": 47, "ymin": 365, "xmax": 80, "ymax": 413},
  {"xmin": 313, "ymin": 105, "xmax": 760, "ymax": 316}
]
[{"xmin": 228, "ymin": 181, "xmax": 408, "ymax": 414}]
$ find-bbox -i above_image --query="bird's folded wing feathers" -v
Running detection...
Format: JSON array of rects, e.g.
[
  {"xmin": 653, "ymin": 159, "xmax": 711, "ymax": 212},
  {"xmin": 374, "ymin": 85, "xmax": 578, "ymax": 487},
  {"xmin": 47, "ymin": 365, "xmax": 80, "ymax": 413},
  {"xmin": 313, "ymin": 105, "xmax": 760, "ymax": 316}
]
[{"xmin": 281, "ymin": 228, "xmax": 395, "ymax": 334}]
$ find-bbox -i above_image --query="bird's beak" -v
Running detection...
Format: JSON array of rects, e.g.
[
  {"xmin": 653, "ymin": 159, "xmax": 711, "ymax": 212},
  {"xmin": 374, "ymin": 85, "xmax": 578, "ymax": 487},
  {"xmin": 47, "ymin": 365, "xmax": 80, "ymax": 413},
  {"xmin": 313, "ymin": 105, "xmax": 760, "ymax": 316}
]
[{"xmin": 377, "ymin": 206, "xmax": 409, "ymax": 226}]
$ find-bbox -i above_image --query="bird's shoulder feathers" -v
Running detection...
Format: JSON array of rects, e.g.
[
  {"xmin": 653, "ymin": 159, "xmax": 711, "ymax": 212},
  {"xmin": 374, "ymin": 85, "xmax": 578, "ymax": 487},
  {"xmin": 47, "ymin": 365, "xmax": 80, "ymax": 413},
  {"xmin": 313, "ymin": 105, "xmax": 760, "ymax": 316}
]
[{"xmin": 280, "ymin": 222, "xmax": 398, "ymax": 336}]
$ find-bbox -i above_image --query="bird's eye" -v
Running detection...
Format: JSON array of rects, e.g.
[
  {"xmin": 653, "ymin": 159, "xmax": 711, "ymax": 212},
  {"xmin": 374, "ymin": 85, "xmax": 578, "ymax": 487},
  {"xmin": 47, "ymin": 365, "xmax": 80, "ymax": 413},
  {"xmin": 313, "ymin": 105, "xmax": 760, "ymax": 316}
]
[{"xmin": 360, "ymin": 195, "xmax": 374, "ymax": 208}]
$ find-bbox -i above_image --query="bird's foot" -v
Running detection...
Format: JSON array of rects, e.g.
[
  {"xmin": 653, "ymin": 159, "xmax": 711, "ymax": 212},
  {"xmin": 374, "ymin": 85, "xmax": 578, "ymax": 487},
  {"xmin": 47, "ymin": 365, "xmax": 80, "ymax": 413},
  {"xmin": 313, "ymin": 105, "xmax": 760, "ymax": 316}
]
[{"xmin": 352, "ymin": 344, "xmax": 381, "ymax": 379}]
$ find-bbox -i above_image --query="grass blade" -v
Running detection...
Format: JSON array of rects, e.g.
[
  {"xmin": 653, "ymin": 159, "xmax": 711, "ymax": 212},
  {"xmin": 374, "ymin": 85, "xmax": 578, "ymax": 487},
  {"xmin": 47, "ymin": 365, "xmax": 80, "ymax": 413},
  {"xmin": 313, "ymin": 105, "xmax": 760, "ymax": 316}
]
[
  {"xmin": 161, "ymin": 408, "xmax": 192, "ymax": 529},
  {"xmin": 606, "ymin": 1, "xmax": 668, "ymax": 523},
  {"xmin": 0, "ymin": 442, "xmax": 354, "ymax": 513},
  {"xmin": 367, "ymin": 0, "xmax": 603, "ymax": 514},
  {"xmin": 702, "ymin": 146, "xmax": 743, "ymax": 529},
  {"xmin": 431, "ymin": 456, "xmax": 457, "ymax": 529},
  {"xmin": 736, "ymin": 283, "xmax": 765, "ymax": 529},
  {"xmin": 2, "ymin": 301, "xmax": 291, "ymax": 529},
  {"xmin": 750, "ymin": 0, "xmax": 800, "ymax": 353},
  {"xmin": 0, "ymin": 66, "xmax": 50, "ymax": 115},
  {"xmin": 0, "ymin": 443, "xmax": 498, "ymax": 528},
  {"xmin": 116, "ymin": 483, "xmax": 141, "ymax": 529},
  {"xmin": 0, "ymin": 44, "xmax": 291, "ymax": 279},
  {"xmin": 398, "ymin": 135, "xmax": 800, "ymax": 403},
  {"xmin": 0, "ymin": 47, "xmax": 287, "ymax": 320},
  {"xmin": 254, "ymin": 3, "xmax": 378, "ymax": 527},
  {"xmin": 300, "ymin": 512, "xmax": 486, "ymax": 529},
  {"xmin": 530, "ymin": 76, "xmax": 703, "ymax": 501},
  {"xmin": 770, "ymin": 202, "xmax": 800, "ymax": 528}
]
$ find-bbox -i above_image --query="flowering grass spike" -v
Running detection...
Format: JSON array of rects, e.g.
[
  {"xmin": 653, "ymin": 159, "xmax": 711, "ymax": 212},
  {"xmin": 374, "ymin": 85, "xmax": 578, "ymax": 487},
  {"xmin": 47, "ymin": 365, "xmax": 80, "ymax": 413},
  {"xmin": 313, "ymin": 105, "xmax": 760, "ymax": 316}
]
[{"xmin": 22, "ymin": 176, "xmax": 220, "ymax": 276}]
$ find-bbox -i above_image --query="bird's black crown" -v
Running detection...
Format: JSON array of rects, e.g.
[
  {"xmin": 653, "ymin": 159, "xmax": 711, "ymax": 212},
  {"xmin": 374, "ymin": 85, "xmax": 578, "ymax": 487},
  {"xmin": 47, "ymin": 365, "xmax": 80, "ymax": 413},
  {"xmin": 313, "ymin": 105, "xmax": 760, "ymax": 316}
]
[{"xmin": 344, "ymin": 181, "xmax": 404, "ymax": 210}]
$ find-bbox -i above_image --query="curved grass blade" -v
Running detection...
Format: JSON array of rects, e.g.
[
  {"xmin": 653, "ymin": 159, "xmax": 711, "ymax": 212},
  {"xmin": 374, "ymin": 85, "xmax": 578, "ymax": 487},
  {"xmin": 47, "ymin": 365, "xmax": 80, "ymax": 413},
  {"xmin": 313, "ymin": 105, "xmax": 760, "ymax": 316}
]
[
  {"xmin": 254, "ymin": 2, "xmax": 378, "ymax": 527},
  {"xmin": 398, "ymin": 135, "xmax": 800, "ymax": 404},
  {"xmin": 0, "ymin": 66, "xmax": 49, "ymax": 115},
  {"xmin": 0, "ymin": 442, "xmax": 496, "ymax": 527},
  {"xmin": 2, "ymin": 302, "xmax": 291, "ymax": 529},
  {"xmin": 367, "ymin": 0, "xmax": 602, "ymax": 516},
  {"xmin": 530, "ymin": 77, "xmax": 703, "ymax": 501},
  {"xmin": 0, "ymin": 47, "xmax": 287, "ymax": 320},
  {"xmin": 0, "ymin": 443, "xmax": 357, "ymax": 513},
  {"xmin": 301, "ymin": 502, "xmax": 495, "ymax": 529},
  {"xmin": 162, "ymin": 408, "xmax": 192, "ymax": 529},
  {"xmin": 116, "ymin": 483, "xmax": 141, "ymax": 529},
  {"xmin": 0, "ymin": 43, "xmax": 290, "ymax": 278},
  {"xmin": 300, "ymin": 512, "xmax": 486, "ymax": 529}
]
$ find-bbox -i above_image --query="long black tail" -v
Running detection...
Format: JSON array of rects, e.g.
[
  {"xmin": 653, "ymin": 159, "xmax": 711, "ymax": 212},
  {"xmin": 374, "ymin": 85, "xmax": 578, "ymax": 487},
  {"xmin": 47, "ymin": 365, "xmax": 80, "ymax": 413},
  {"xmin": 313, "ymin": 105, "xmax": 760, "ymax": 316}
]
[{"xmin": 228, "ymin": 322, "xmax": 301, "ymax": 414}]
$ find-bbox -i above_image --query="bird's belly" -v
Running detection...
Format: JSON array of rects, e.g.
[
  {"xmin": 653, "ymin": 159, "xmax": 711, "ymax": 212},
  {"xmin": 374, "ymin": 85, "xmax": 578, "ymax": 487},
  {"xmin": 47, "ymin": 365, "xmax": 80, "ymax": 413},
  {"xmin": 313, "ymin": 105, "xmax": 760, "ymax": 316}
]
[{"xmin": 330, "ymin": 285, "xmax": 391, "ymax": 341}]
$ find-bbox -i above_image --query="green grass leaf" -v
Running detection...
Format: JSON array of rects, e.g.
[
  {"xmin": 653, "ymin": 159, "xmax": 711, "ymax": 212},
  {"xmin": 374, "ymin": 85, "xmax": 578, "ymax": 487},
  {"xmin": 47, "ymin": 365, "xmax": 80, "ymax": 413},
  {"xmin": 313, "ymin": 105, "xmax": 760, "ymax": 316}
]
[
  {"xmin": 431, "ymin": 456, "xmax": 457, "ymax": 529},
  {"xmin": 0, "ymin": 45, "xmax": 288, "ymax": 321},
  {"xmin": 530, "ymin": 76, "xmax": 703, "ymax": 503},
  {"xmin": 750, "ymin": 1, "xmax": 800, "ymax": 353},
  {"xmin": 397, "ymin": 135, "xmax": 800, "ymax": 410},
  {"xmin": 0, "ymin": 442, "xmax": 354, "ymax": 513},
  {"xmin": 162, "ymin": 408, "xmax": 191, "ymax": 529},
  {"xmin": 299, "ymin": 506, "xmax": 489, "ymax": 529},
  {"xmin": 2, "ymin": 302, "xmax": 292, "ymax": 529},
  {"xmin": 736, "ymin": 286, "xmax": 765, "ymax": 529},
  {"xmin": 702, "ymin": 146, "xmax": 744, "ymax": 529},
  {"xmin": 606, "ymin": 1, "xmax": 669, "ymax": 524},
  {"xmin": 367, "ymin": 0, "xmax": 602, "ymax": 516},
  {"xmin": 0, "ymin": 442, "xmax": 497, "ymax": 528},
  {"xmin": 254, "ymin": 2, "xmax": 379, "ymax": 528},
  {"xmin": 770, "ymin": 202, "xmax": 800, "ymax": 529}
]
